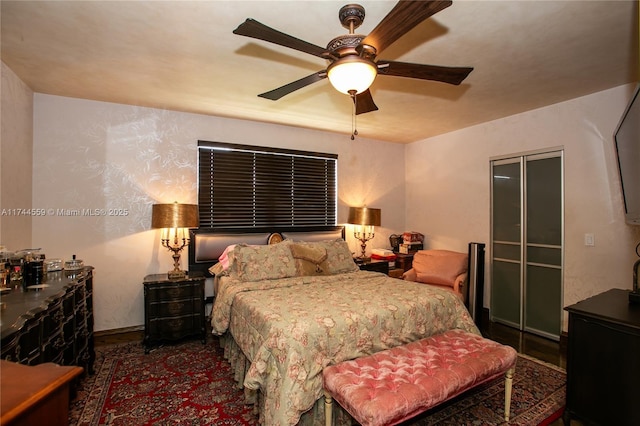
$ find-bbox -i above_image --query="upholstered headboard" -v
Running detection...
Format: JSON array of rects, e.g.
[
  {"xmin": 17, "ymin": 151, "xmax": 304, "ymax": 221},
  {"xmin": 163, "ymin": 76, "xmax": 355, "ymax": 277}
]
[{"xmin": 188, "ymin": 226, "xmax": 345, "ymax": 276}]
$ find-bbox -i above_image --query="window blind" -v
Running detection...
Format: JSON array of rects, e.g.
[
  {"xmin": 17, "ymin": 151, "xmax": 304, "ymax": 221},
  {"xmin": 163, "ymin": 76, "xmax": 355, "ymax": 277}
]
[{"xmin": 197, "ymin": 141, "xmax": 337, "ymax": 229}]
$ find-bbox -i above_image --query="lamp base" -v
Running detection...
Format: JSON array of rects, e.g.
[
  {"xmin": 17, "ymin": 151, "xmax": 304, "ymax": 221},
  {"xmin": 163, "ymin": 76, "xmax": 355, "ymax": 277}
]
[{"xmin": 168, "ymin": 269, "xmax": 187, "ymax": 280}]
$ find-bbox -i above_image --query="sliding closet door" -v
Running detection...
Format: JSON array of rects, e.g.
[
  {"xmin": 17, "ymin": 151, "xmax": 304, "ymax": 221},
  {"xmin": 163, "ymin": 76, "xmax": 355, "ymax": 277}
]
[
  {"xmin": 491, "ymin": 160, "xmax": 523, "ymax": 328},
  {"xmin": 525, "ymin": 154, "xmax": 563, "ymax": 338},
  {"xmin": 491, "ymin": 151, "xmax": 563, "ymax": 340}
]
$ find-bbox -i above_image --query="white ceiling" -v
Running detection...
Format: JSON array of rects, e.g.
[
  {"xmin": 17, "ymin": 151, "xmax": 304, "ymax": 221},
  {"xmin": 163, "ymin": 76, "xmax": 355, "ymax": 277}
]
[{"xmin": 1, "ymin": 0, "xmax": 638, "ymax": 144}]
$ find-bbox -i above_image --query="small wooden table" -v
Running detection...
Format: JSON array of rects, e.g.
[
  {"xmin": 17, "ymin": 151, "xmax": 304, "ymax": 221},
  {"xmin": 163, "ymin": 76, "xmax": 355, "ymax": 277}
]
[
  {"xmin": 1, "ymin": 360, "xmax": 83, "ymax": 426},
  {"xmin": 143, "ymin": 273, "xmax": 206, "ymax": 353},
  {"xmin": 564, "ymin": 288, "xmax": 640, "ymax": 425}
]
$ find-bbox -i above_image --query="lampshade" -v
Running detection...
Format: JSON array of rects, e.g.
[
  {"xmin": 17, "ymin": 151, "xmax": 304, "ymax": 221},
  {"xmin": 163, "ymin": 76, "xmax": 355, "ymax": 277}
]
[
  {"xmin": 327, "ymin": 56, "xmax": 377, "ymax": 95},
  {"xmin": 348, "ymin": 206, "xmax": 381, "ymax": 226},
  {"xmin": 151, "ymin": 202, "xmax": 199, "ymax": 229}
]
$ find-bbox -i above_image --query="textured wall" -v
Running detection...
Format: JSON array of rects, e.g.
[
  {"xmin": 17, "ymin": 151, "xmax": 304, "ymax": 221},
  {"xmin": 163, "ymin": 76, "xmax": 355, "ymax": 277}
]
[
  {"xmin": 32, "ymin": 94, "xmax": 406, "ymax": 331},
  {"xmin": 1, "ymin": 62, "xmax": 33, "ymax": 249},
  {"xmin": 405, "ymin": 85, "xmax": 640, "ymax": 331}
]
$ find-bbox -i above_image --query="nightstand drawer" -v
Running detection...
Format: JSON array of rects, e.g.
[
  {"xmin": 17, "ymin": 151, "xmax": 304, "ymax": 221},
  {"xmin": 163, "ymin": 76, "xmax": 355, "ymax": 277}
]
[
  {"xmin": 149, "ymin": 315, "xmax": 203, "ymax": 338},
  {"xmin": 146, "ymin": 284, "xmax": 197, "ymax": 302},
  {"xmin": 148, "ymin": 298, "xmax": 203, "ymax": 317}
]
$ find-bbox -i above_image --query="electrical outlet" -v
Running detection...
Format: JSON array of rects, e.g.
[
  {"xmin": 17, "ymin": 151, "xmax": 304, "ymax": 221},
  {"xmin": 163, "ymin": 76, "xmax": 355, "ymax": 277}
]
[{"xmin": 584, "ymin": 233, "xmax": 595, "ymax": 246}]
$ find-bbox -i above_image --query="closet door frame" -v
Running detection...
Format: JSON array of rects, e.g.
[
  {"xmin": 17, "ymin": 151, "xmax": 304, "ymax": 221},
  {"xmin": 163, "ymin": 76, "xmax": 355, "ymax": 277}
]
[
  {"xmin": 490, "ymin": 148, "xmax": 564, "ymax": 341},
  {"xmin": 490, "ymin": 157, "xmax": 524, "ymax": 330}
]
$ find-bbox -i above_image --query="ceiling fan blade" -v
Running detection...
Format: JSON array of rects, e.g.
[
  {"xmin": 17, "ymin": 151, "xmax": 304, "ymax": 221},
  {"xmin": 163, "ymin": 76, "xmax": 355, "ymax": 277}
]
[
  {"xmin": 354, "ymin": 89, "xmax": 379, "ymax": 115},
  {"xmin": 379, "ymin": 61, "xmax": 473, "ymax": 85},
  {"xmin": 361, "ymin": 0, "xmax": 452, "ymax": 55},
  {"xmin": 234, "ymin": 19, "xmax": 328, "ymax": 59},
  {"xmin": 258, "ymin": 71, "xmax": 327, "ymax": 100}
]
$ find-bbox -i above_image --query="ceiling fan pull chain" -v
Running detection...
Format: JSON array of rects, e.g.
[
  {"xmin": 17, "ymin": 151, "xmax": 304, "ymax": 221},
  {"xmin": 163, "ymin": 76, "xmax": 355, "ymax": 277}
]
[{"xmin": 350, "ymin": 90, "xmax": 358, "ymax": 140}]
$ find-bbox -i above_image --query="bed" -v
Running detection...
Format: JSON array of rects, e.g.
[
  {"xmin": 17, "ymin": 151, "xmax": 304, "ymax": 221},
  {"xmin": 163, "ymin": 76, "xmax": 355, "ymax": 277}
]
[{"xmin": 189, "ymin": 227, "xmax": 480, "ymax": 425}]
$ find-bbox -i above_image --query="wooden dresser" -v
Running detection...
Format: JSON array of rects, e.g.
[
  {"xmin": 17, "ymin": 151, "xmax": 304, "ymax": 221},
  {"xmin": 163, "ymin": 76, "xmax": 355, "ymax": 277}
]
[
  {"xmin": 0, "ymin": 268, "xmax": 95, "ymax": 373},
  {"xmin": 564, "ymin": 288, "xmax": 640, "ymax": 426},
  {"xmin": 143, "ymin": 273, "xmax": 206, "ymax": 353},
  {"xmin": 0, "ymin": 360, "xmax": 83, "ymax": 426}
]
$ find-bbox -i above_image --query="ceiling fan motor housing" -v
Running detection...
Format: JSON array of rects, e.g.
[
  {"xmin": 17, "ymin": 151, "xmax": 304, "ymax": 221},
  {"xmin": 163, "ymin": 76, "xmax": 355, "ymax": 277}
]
[
  {"xmin": 327, "ymin": 34, "xmax": 365, "ymax": 57},
  {"xmin": 339, "ymin": 4, "xmax": 366, "ymax": 30}
]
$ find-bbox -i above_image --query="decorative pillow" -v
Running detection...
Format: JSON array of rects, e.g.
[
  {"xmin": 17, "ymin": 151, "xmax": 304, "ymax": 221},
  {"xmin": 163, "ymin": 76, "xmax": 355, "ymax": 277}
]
[
  {"xmin": 268, "ymin": 232, "xmax": 284, "ymax": 245},
  {"xmin": 413, "ymin": 250, "xmax": 468, "ymax": 287},
  {"xmin": 208, "ymin": 262, "xmax": 225, "ymax": 276},
  {"xmin": 290, "ymin": 243, "xmax": 328, "ymax": 276},
  {"xmin": 294, "ymin": 239, "xmax": 358, "ymax": 275},
  {"xmin": 231, "ymin": 240, "xmax": 297, "ymax": 282}
]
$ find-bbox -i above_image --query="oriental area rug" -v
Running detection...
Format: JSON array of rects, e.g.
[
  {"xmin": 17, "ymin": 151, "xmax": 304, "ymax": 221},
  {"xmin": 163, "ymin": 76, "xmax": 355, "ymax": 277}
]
[{"xmin": 69, "ymin": 336, "xmax": 565, "ymax": 426}]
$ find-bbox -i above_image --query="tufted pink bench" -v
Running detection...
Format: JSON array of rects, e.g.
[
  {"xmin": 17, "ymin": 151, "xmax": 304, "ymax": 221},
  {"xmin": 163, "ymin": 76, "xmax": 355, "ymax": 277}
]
[{"xmin": 322, "ymin": 329, "xmax": 518, "ymax": 426}]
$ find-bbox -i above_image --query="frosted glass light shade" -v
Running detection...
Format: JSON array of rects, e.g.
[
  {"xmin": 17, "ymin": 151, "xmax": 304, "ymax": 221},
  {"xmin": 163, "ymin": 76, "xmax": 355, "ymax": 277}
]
[{"xmin": 327, "ymin": 57, "xmax": 377, "ymax": 95}]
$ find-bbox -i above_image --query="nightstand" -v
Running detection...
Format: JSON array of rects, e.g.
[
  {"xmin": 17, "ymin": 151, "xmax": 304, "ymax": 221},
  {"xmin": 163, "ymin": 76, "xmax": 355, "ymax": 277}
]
[
  {"xmin": 394, "ymin": 253, "xmax": 415, "ymax": 272},
  {"xmin": 355, "ymin": 259, "xmax": 389, "ymax": 275},
  {"xmin": 143, "ymin": 273, "xmax": 206, "ymax": 353}
]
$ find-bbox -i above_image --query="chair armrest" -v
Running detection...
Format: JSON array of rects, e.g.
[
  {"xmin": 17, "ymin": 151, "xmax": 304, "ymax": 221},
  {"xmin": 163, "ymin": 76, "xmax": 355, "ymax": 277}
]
[
  {"xmin": 402, "ymin": 268, "xmax": 417, "ymax": 281},
  {"xmin": 453, "ymin": 272, "xmax": 468, "ymax": 302}
]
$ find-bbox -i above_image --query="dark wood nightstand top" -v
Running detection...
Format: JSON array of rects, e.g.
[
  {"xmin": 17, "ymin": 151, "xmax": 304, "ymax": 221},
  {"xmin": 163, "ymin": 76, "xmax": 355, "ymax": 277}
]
[
  {"xmin": 143, "ymin": 272, "xmax": 204, "ymax": 285},
  {"xmin": 355, "ymin": 259, "xmax": 390, "ymax": 275}
]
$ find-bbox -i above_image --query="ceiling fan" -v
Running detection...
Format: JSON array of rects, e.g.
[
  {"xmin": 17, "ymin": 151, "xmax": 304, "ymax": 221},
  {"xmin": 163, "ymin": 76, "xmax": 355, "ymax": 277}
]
[{"xmin": 233, "ymin": 0, "xmax": 473, "ymax": 116}]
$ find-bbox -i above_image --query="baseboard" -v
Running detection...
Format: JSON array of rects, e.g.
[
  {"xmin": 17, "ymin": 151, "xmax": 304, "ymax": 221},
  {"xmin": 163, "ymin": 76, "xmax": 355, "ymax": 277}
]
[{"xmin": 94, "ymin": 325, "xmax": 144, "ymax": 337}]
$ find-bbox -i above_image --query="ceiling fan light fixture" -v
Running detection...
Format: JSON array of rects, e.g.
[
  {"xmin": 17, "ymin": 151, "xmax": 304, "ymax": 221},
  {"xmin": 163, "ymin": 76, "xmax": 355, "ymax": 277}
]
[{"xmin": 327, "ymin": 56, "xmax": 377, "ymax": 95}]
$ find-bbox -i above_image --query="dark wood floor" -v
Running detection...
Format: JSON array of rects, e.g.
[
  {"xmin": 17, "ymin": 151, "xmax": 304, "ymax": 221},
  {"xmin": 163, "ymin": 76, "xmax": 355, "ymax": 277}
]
[{"xmin": 480, "ymin": 319, "xmax": 566, "ymax": 369}]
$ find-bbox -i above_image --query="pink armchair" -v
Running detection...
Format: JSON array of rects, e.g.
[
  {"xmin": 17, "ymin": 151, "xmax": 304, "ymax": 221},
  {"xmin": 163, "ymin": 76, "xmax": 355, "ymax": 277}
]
[{"xmin": 402, "ymin": 249, "xmax": 469, "ymax": 301}]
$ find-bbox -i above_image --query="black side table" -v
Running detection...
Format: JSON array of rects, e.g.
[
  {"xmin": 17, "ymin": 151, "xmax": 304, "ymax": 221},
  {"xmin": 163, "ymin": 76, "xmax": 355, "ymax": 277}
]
[
  {"xmin": 563, "ymin": 288, "xmax": 640, "ymax": 425},
  {"xmin": 143, "ymin": 273, "xmax": 206, "ymax": 353},
  {"xmin": 355, "ymin": 259, "xmax": 389, "ymax": 275}
]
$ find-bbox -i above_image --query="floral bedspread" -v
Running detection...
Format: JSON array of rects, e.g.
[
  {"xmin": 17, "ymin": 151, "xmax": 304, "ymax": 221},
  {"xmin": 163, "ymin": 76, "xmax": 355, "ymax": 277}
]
[{"xmin": 211, "ymin": 270, "xmax": 479, "ymax": 426}]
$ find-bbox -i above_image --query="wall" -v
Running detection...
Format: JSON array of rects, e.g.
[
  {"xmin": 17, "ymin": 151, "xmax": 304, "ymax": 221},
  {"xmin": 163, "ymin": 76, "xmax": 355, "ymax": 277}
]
[
  {"xmin": 31, "ymin": 94, "xmax": 406, "ymax": 332},
  {"xmin": 405, "ymin": 84, "xmax": 640, "ymax": 331},
  {"xmin": 0, "ymin": 62, "xmax": 33, "ymax": 249}
]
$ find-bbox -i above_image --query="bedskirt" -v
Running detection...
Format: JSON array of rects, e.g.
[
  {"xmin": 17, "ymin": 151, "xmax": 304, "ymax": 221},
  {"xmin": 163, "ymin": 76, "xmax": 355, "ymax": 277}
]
[{"xmin": 220, "ymin": 333, "xmax": 353, "ymax": 426}]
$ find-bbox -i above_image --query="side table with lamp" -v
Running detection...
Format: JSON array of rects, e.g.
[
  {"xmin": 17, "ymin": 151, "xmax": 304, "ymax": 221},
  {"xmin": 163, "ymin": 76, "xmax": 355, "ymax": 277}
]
[{"xmin": 144, "ymin": 202, "xmax": 205, "ymax": 353}]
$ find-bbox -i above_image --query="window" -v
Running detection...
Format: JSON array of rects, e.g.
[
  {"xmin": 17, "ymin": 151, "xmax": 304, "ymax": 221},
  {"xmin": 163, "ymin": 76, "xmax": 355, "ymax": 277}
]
[{"xmin": 197, "ymin": 141, "xmax": 337, "ymax": 229}]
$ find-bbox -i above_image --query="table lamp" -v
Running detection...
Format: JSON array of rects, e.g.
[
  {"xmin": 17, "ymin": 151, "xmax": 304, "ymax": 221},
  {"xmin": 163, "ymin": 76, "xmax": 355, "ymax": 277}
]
[
  {"xmin": 151, "ymin": 202, "xmax": 199, "ymax": 279},
  {"xmin": 348, "ymin": 206, "xmax": 381, "ymax": 261}
]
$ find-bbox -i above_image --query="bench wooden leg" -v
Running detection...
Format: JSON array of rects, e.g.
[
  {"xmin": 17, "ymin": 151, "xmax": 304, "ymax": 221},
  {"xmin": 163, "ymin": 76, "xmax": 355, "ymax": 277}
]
[
  {"xmin": 504, "ymin": 367, "xmax": 515, "ymax": 422},
  {"xmin": 324, "ymin": 389, "xmax": 333, "ymax": 426}
]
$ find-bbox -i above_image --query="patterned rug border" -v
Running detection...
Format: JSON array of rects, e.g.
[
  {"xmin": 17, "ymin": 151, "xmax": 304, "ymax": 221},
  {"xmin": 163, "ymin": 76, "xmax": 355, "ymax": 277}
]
[
  {"xmin": 517, "ymin": 352, "xmax": 566, "ymax": 373},
  {"xmin": 71, "ymin": 341, "xmax": 144, "ymax": 426}
]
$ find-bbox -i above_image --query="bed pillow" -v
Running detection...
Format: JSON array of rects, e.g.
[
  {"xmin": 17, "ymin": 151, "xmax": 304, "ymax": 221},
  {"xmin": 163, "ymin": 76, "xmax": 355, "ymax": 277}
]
[
  {"xmin": 289, "ymin": 243, "xmax": 328, "ymax": 276},
  {"xmin": 413, "ymin": 250, "xmax": 468, "ymax": 287},
  {"xmin": 217, "ymin": 244, "xmax": 239, "ymax": 271},
  {"xmin": 231, "ymin": 240, "xmax": 297, "ymax": 282}
]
